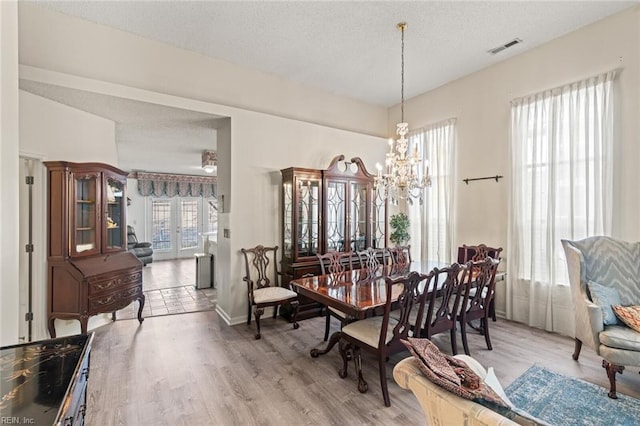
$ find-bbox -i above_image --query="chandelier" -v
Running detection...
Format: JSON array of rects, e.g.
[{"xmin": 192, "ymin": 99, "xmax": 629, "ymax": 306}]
[{"xmin": 374, "ymin": 22, "xmax": 431, "ymax": 205}]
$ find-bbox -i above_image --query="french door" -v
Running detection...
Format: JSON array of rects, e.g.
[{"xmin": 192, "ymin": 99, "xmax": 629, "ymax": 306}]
[{"xmin": 150, "ymin": 197, "xmax": 204, "ymax": 260}]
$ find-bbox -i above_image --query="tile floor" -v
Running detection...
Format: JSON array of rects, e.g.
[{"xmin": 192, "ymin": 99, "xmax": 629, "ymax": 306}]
[{"xmin": 118, "ymin": 258, "xmax": 217, "ymax": 320}]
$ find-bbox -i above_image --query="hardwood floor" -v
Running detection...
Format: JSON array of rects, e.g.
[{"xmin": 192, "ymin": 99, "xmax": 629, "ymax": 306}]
[{"xmin": 87, "ymin": 313, "xmax": 640, "ymax": 425}]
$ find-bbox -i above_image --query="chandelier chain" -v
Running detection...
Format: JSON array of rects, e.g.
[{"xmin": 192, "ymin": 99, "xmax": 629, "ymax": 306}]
[{"xmin": 400, "ymin": 23, "xmax": 405, "ymax": 123}]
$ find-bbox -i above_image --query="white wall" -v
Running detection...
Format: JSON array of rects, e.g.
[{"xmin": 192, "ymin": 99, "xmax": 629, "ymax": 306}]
[
  {"xmin": 18, "ymin": 91, "xmax": 118, "ymax": 339},
  {"xmin": 20, "ymin": 91, "xmax": 118, "ymax": 163},
  {"xmin": 392, "ymin": 6, "xmax": 640, "ymax": 248},
  {"xmin": 0, "ymin": 0, "xmax": 20, "ymax": 345},
  {"xmin": 389, "ymin": 7, "xmax": 640, "ymax": 319},
  {"xmin": 17, "ymin": 3, "xmax": 387, "ymax": 138},
  {"xmin": 224, "ymin": 112, "xmax": 386, "ymax": 323}
]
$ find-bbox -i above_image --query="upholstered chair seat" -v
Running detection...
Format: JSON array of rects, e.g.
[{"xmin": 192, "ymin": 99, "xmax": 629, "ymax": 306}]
[
  {"xmin": 253, "ymin": 286, "xmax": 298, "ymax": 305},
  {"xmin": 341, "ymin": 316, "xmax": 399, "ymax": 348}
]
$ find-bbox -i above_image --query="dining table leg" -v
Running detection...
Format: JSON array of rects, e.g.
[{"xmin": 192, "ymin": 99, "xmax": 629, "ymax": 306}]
[{"xmin": 310, "ymin": 331, "xmax": 343, "ymax": 357}]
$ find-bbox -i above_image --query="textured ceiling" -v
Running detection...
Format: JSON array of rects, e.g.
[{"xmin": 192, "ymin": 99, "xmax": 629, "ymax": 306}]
[
  {"xmin": 35, "ymin": 0, "xmax": 637, "ymax": 106},
  {"xmin": 20, "ymin": 80, "xmax": 223, "ymax": 176}
]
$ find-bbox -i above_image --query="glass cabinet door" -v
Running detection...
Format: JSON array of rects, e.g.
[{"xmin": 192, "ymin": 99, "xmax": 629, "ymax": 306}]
[
  {"xmin": 325, "ymin": 180, "xmax": 347, "ymax": 252},
  {"xmin": 350, "ymin": 182, "xmax": 369, "ymax": 252},
  {"xmin": 71, "ymin": 172, "xmax": 100, "ymax": 256},
  {"xmin": 283, "ymin": 181, "xmax": 294, "ymax": 259},
  {"xmin": 296, "ymin": 179, "xmax": 320, "ymax": 258},
  {"xmin": 371, "ymin": 189, "xmax": 386, "ymax": 248},
  {"xmin": 104, "ymin": 176, "xmax": 126, "ymax": 252}
]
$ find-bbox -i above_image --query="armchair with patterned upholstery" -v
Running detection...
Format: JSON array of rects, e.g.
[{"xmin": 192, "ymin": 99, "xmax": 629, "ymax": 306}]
[{"xmin": 562, "ymin": 236, "xmax": 640, "ymax": 399}]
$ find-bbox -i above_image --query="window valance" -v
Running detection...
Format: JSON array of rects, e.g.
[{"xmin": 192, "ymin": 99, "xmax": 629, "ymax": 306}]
[{"xmin": 133, "ymin": 171, "xmax": 217, "ymax": 198}]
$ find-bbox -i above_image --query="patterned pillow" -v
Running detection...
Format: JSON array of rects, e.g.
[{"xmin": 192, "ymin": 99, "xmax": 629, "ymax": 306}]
[
  {"xmin": 587, "ymin": 281, "xmax": 621, "ymax": 325},
  {"xmin": 612, "ymin": 306, "xmax": 640, "ymax": 332},
  {"xmin": 401, "ymin": 338, "xmax": 508, "ymax": 407}
]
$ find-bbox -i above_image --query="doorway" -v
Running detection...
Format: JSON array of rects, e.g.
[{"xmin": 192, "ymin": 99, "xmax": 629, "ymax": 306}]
[{"xmin": 150, "ymin": 196, "xmax": 214, "ymax": 260}]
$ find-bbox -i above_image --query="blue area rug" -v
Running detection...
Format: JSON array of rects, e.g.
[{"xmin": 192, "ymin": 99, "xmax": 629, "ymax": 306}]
[{"xmin": 505, "ymin": 365, "xmax": 640, "ymax": 426}]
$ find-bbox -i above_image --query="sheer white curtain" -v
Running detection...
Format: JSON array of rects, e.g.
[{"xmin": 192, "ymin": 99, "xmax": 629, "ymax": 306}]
[
  {"xmin": 507, "ymin": 71, "xmax": 615, "ymax": 335},
  {"xmin": 409, "ymin": 118, "xmax": 457, "ymax": 263}
]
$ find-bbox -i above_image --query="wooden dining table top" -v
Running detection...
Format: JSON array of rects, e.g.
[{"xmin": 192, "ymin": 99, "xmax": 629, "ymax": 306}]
[{"xmin": 289, "ymin": 260, "xmax": 446, "ymax": 319}]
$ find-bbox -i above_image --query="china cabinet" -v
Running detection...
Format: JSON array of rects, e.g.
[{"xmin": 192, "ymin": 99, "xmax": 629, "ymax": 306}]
[
  {"xmin": 281, "ymin": 155, "xmax": 387, "ymax": 319},
  {"xmin": 323, "ymin": 155, "xmax": 384, "ymax": 253},
  {"xmin": 45, "ymin": 161, "xmax": 144, "ymax": 337}
]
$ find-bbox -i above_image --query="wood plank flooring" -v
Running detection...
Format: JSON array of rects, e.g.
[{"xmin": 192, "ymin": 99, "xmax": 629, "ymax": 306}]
[{"xmin": 87, "ymin": 312, "xmax": 640, "ymax": 425}]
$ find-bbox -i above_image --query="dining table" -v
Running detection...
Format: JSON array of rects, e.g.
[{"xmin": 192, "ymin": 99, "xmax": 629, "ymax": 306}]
[{"xmin": 289, "ymin": 260, "xmax": 446, "ymax": 357}]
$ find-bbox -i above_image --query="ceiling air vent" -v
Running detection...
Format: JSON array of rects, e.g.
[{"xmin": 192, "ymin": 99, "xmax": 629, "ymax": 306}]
[{"xmin": 488, "ymin": 38, "xmax": 522, "ymax": 55}]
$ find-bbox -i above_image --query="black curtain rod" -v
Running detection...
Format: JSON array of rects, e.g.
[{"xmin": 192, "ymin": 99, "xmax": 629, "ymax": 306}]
[{"xmin": 463, "ymin": 175, "xmax": 503, "ymax": 185}]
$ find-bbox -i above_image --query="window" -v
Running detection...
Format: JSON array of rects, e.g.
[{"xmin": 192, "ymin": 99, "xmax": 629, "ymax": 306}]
[
  {"xmin": 408, "ymin": 118, "xmax": 457, "ymax": 263},
  {"xmin": 180, "ymin": 199, "xmax": 199, "ymax": 249},
  {"xmin": 509, "ymin": 71, "xmax": 615, "ymax": 287}
]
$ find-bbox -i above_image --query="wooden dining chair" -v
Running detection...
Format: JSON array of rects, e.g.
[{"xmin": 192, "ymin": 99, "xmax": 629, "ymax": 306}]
[
  {"xmin": 457, "ymin": 244, "xmax": 503, "ymax": 263},
  {"xmin": 414, "ymin": 263, "xmax": 465, "ymax": 355},
  {"xmin": 457, "ymin": 258, "xmax": 500, "ymax": 355},
  {"xmin": 457, "ymin": 244, "xmax": 503, "ymax": 321},
  {"xmin": 357, "ymin": 247, "xmax": 384, "ymax": 270},
  {"xmin": 317, "ymin": 251, "xmax": 355, "ymax": 341},
  {"xmin": 337, "ymin": 271, "xmax": 429, "ymax": 407},
  {"xmin": 241, "ymin": 245, "xmax": 299, "ymax": 340},
  {"xmin": 386, "ymin": 245, "xmax": 412, "ymax": 265}
]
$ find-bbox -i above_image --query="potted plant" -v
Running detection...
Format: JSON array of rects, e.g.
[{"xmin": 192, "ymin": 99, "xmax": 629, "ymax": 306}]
[{"xmin": 389, "ymin": 212, "xmax": 410, "ymax": 246}]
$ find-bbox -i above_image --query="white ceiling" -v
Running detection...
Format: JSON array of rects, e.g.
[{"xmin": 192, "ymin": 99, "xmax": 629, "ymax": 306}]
[
  {"xmin": 21, "ymin": 1, "xmax": 638, "ymax": 176},
  {"xmin": 20, "ymin": 80, "xmax": 224, "ymax": 176},
  {"xmin": 35, "ymin": 0, "xmax": 637, "ymax": 106}
]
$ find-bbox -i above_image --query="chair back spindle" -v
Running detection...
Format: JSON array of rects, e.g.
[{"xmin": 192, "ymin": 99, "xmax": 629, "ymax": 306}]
[
  {"xmin": 318, "ymin": 251, "xmax": 353, "ymax": 274},
  {"xmin": 357, "ymin": 247, "xmax": 383, "ymax": 271},
  {"xmin": 458, "ymin": 244, "xmax": 503, "ymax": 263},
  {"xmin": 387, "ymin": 245, "xmax": 412, "ymax": 265}
]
